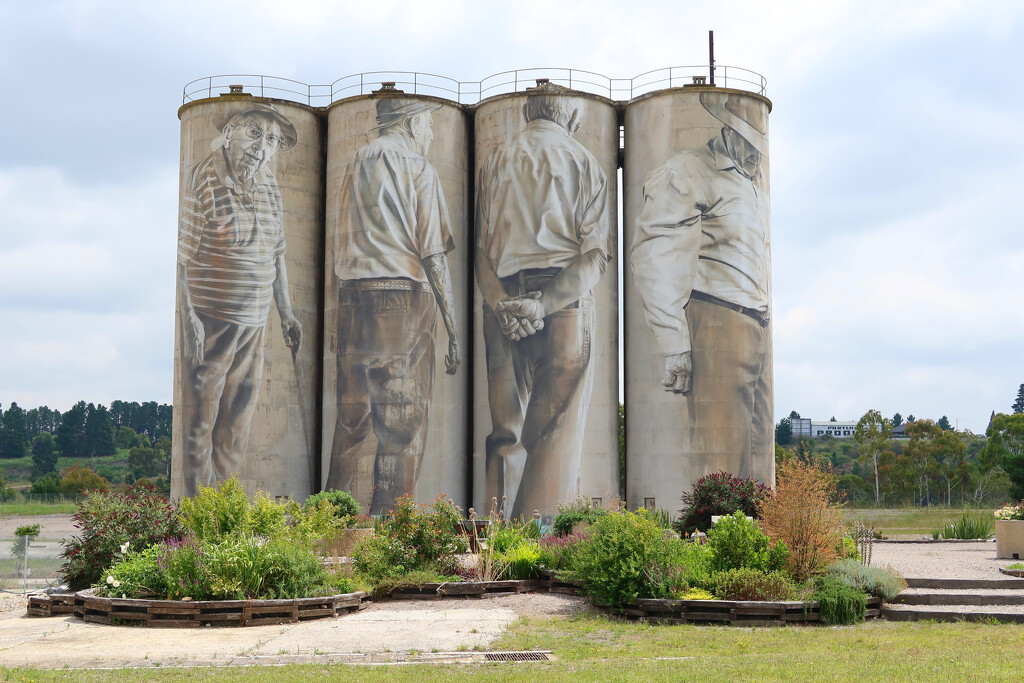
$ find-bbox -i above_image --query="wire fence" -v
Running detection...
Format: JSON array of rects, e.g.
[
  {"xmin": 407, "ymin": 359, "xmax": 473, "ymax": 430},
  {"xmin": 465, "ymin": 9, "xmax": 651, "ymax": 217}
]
[
  {"xmin": 0, "ymin": 521, "xmax": 70, "ymax": 595},
  {"xmin": 182, "ymin": 65, "xmax": 767, "ymax": 106}
]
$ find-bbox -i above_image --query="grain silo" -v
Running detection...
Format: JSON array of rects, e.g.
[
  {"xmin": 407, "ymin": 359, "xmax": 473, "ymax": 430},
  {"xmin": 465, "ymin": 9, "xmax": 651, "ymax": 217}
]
[
  {"xmin": 171, "ymin": 92, "xmax": 325, "ymax": 500},
  {"xmin": 322, "ymin": 87, "xmax": 471, "ymax": 515},
  {"xmin": 472, "ymin": 82, "xmax": 620, "ymax": 519},
  {"xmin": 623, "ymin": 86, "xmax": 774, "ymax": 512}
]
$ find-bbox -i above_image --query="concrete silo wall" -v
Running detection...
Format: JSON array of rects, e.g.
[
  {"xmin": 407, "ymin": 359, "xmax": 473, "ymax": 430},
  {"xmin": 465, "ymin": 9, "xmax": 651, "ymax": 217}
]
[
  {"xmin": 472, "ymin": 85, "xmax": 620, "ymax": 519},
  {"xmin": 171, "ymin": 95, "xmax": 324, "ymax": 500},
  {"xmin": 623, "ymin": 87, "xmax": 773, "ymax": 511},
  {"xmin": 322, "ymin": 94, "xmax": 470, "ymax": 514}
]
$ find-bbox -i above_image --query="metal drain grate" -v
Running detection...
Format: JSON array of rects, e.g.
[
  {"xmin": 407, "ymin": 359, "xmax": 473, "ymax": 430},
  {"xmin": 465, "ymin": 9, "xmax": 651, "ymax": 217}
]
[{"xmin": 484, "ymin": 651, "xmax": 551, "ymax": 662}]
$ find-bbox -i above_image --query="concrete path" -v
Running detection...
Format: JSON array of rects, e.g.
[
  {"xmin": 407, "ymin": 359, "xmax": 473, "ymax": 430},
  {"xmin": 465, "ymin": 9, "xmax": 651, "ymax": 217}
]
[{"xmin": 0, "ymin": 593, "xmax": 583, "ymax": 669}]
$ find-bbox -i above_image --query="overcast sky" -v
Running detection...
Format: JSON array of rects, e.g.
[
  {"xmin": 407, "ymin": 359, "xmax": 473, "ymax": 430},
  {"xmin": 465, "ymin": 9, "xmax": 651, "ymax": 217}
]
[{"xmin": 1, "ymin": 0, "xmax": 1021, "ymax": 434}]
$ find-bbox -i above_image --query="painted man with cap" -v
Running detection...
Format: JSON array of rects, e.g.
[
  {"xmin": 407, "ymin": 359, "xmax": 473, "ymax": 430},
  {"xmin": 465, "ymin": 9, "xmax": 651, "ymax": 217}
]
[
  {"xmin": 630, "ymin": 90, "xmax": 773, "ymax": 482},
  {"xmin": 476, "ymin": 83, "xmax": 611, "ymax": 518},
  {"xmin": 177, "ymin": 103, "xmax": 302, "ymax": 496},
  {"xmin": 328, "ymin": 96, "xmax": 460, "ymax": 514}
]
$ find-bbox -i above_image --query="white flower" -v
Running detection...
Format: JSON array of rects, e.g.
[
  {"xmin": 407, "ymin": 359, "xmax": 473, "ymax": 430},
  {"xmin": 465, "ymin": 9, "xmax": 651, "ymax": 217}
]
[
  {"xmin": 106, "ymin": 576, "xmax": 114, "ymax": 585},
  {"xmin": 120, "ymin": 542, "xmax": 130, "ymax": 554},
  {"xmin": 112, "ymin": 580, "xmax": 121, "ymax": 588}
]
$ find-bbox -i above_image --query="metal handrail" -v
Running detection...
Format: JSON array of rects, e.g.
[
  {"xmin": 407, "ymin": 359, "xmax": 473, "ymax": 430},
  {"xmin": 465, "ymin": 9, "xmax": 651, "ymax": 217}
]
[{"xmin": 181, "ymin": 66, "xmax": 767, "ymax": 106}]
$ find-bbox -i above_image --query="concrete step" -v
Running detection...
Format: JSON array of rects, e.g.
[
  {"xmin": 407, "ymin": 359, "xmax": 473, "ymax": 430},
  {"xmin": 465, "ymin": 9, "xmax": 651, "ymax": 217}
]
[
  {"xmin": 904, "ymin": 577, "xmax": 1024, "ymax": 589},
  {"xmin": 882, "ymin": 604, "xmax": 1024, "ymax": 623},
  {"xmin": 891, "ymin": 589, "xmax": 1024, "ymax": 606}
]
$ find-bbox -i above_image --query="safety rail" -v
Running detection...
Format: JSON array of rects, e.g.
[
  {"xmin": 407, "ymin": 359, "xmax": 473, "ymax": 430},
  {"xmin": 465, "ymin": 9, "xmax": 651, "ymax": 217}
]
[{"xmin": 182, "ymin": 66, "xmax": 767, "ymax": 106}]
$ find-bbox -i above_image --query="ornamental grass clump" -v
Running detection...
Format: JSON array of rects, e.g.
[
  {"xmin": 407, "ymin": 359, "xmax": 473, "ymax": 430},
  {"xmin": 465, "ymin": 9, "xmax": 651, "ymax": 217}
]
[
  {"xmin": 758, "ymin": 460, "xmax": 845, "ymax": 582},
  {"xmin": 933, "ymin": 511, "xmax": 994, "ymax": 540},
  {"xmin": 675, "ymin": 471, "xmax": 771, "ymax": 535}
]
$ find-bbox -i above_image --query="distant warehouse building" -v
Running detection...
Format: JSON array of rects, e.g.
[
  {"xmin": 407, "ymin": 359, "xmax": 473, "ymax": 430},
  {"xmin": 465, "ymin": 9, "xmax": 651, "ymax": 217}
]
[{"xmin": 792, "ymin": 418, "xmax": 857, "ymax": 438}]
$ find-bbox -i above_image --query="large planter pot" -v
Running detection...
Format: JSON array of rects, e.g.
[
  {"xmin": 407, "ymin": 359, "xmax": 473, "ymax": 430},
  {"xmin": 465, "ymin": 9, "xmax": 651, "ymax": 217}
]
[
  {"xmin": 322, "ymin": 528, "xmax": 374, "ymax": 558},
  {"xmin": 995, "ymin": 519, "xmax": 1024, "ymax": 559}
]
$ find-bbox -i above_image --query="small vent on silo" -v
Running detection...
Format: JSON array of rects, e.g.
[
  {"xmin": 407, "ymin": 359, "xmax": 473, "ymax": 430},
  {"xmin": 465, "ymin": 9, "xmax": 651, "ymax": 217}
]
[
  {"xmin": 229, "ymin": 84, "xmax": 245, "ymax": 94},
  {"xmin": 374, "ymin": 82, "xmax": 403, "ymax": 94},
  {"xmin": 535, "ymin": 78, "xmax": 550, "ymax": 86}
]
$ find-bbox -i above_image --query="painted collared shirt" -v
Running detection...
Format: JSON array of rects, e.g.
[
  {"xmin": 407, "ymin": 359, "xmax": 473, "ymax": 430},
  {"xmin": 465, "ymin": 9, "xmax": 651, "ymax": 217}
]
[
  {"xmin": 334, "ymin": 133, "xmax": 453, "ymax": 282},
  {"xmin": 630, "ymin": 132, "xmax": 770, "ymax": 355},
  {"xmin": 177, "ymin": 149, "xmax": 285, "ymax": 327},
  {"xmin": 477, "ymin": 118, "xmax": 610, "ymax": 278}
]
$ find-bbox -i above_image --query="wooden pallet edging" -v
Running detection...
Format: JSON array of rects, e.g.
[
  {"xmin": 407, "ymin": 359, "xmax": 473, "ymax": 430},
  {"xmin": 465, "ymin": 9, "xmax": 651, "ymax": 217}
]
[
  {"xmin": 618, "ymin": 595, "xmax": 884, "ymax": 625},
  {"xmin": 30, "ymin": 589, "xmax": 372, "ymax": 627},
  {"xmin": 387, "ymin": 578, "xmax": 543, "ymax": 599}
]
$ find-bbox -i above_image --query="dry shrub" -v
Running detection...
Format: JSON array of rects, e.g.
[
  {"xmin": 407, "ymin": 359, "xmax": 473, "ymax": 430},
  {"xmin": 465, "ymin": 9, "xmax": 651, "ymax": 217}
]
[{"xmin": 758, "ymin": 460, "xmax": 844, "ymax": 581}]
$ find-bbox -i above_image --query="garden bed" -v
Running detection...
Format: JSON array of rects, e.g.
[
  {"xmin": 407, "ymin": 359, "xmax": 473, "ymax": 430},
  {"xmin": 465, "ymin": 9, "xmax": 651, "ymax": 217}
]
[{"xmin": 27, "ymin": 588, "xmax": 370, "ymax": 627}]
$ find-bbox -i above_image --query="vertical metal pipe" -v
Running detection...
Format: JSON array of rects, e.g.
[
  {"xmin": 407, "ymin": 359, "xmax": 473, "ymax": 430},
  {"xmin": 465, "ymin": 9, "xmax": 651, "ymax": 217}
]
[{"xmin": 709, "ymin": 30, "xmax": 716, "ymax": 86}]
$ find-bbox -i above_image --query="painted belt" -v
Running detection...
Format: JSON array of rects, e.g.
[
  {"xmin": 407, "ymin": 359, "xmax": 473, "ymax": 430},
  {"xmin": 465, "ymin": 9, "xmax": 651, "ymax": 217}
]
[
  {"xmin": 499, "ymin": 268, "xmax": 582, "ymax": 309},
  {"xmin": 690, "ymin": 291, "xmax": 770, "ymax": 328},
  {"xmin": 339, "ymin": 278, "xmax": 432, "ymax": 293}
]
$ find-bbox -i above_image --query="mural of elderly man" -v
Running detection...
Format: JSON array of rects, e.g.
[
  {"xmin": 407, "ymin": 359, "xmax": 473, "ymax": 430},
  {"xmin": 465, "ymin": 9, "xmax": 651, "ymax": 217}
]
[
  {"xmin": 477, "ymin": 83, "xmax": 611, "ymax": 518},
  {"xmin": 630, "ymin": 90, "xmax": 773, "ymax": 482},
  {"xmin": 328, "ymin": 96, "xmax": 460, "ymax": 515},
  {"xmin": 177, "ymin": 103, "xmax": 303, "ymax": 497}
]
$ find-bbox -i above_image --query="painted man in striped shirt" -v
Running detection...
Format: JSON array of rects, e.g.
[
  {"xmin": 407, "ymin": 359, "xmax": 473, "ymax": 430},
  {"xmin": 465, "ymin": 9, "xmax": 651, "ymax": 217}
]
[{"xmin": 177, "ymin": 104, "xmax": 302, "ymax": 496}]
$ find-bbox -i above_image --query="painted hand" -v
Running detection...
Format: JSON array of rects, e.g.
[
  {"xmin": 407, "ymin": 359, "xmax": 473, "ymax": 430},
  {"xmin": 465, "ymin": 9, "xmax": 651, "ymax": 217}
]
[
  {"xmin": 662, "ymin": 352, "xmax": 692, "ymax": 395},
  {"xmin": 445, "ymin": 336, "xmax": 461, "ymax": 374},
  {"xmin": 185, "ymin": 309, "xmax": 205, "ymax": 365},
  {"xmin": 282, "ymin": 314, "xmax": 303, "ymax": 351},
  {"xmin": 497, "ymin": 292, "xmax": 545, "ymax": 341}
]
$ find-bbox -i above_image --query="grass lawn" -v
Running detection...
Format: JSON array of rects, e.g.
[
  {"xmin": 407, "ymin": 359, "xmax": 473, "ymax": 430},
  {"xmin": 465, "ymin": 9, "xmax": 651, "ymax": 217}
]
[
  {"xmin": 3, "ymin": 616, "xmax": 1023, "ymax": 681},
  {"xmin": 0, "ymin": 503, "xmax": 78, "ymax": 516},
  {"xmin": 843, "ymin": 507, "xmax": 994, "ymax": 536}
]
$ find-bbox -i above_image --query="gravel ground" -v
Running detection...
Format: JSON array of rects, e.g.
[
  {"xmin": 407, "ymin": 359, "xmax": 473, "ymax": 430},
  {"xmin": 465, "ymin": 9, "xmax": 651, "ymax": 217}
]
[{"xmin": 870, "ymin": 540, "xmax": 1021, "ymax": 581}]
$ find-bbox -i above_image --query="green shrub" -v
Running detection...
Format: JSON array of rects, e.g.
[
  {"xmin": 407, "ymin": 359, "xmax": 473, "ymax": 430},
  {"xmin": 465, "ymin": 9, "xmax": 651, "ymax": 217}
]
[
  {"xmin": 933, "ymin": 511, "xmax": 994, "ymax": 540},
  {"xmin": 31, "ymin": 473, "xmax": 60, "ymax": 495},
  {"xmin": 675, "ymin": 471, "xmax": 771, "ymax": 535},
  {"xmin": 712, "ymin": 568, "xmax": 798, "ymax": 601},
  {"xmin": 60, "ymin": 485, "xmax": 181, "ymax": 590},
  {"xmin": 305, "ymin": 489, "xmax": 361, "ymax": 520},
  {"xmin": 822, "ymin": 559, "xmax": 907, "ymax": 601},
  {"xmin": 553, "ymin": 498, "xmax": 608, "ymax": 536},
  {"xmin": 351, "ymin": 533, "xmax": 417, "ymax": 582},
  {"xmin": 353, "ymin": 494, "xmax": 467, "ymax": 591},
  {"xmin": 105, "ymin": 545, "xmax": 165, "ymax": 598},
  {"xmin": 680, "ymin": 588, "xmax": 715, "ymax": 600},
  {"xmin": 58, "ymin": 464, "xmax": 110, "ymax": 494},
  {"xmin": 373, "ymin": 494, "xmax": 467, "ymax": 574},
  {"xmin": 178, "ymin": 476, "xmax": 337, "ymax": 550},
  {"xmin": 107, "ymin": 533, "xmax": 330, "ymax": 600},
  {"xmin": 837, "ymin": 535, "xmax": 860, "ymax": 561},
  {"xmin": 706, "ymin": 511, "xmax": 789, "ymax": 574},
  {"xmin": 570, "ymin": 509, "xmax": 688, "ymax": 610},
  {"xmin": 812, "ymin": 576, "xmax": 867, "ymax": 625},
  {"xmin": 178, "ymin": 476, "xmax": 286, "ymax": 540}
]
